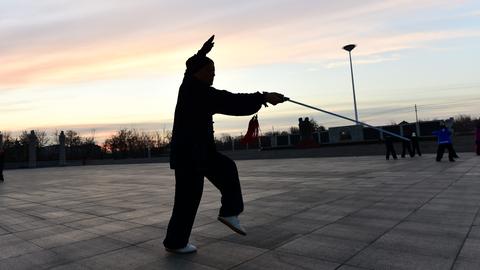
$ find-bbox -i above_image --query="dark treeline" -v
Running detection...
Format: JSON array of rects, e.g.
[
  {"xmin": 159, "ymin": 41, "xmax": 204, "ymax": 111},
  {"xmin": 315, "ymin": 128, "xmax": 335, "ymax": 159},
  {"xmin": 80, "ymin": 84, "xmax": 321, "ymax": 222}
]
[{"xmin": 0, "ymin": 128, "xmax": 172, "ymax": 163}]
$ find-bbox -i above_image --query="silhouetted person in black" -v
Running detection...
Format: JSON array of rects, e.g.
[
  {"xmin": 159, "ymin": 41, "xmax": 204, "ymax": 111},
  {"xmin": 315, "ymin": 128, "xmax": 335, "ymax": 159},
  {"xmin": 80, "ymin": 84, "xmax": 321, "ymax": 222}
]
[
  {"xmin": 0, "ymin": 148, "xmax": 4, "ymax": 182},
  {"xmin": 410, "ymin": 132, "xmax": 422, "ymax": 156},
  {"xmin": 476, "ymin": 122, "xmax": 480, "ymax": 156},
  {"xmin": 384, "ymin": 135, "xmax": 397, "ymax": 160},
  {"xmin": 163, "ymin": 35, "xmax": 285, "ymax": 254},
  {"xmin": 401, "ymin": 135, "xmax": 413, "ymax": 158}
]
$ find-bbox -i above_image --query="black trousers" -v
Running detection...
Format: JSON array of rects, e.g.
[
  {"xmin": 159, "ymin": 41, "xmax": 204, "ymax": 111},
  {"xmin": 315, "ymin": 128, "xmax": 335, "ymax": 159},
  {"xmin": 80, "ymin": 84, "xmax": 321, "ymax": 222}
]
[
  {"xmin": 401, "ymin": 141, "xmax": 413, "ymax": 158},
  {"xmin": 412, "ymin": 142, "xmax": 422, "ymax": 156},
  {"xmin": 163, "ymin": 151, "xmax": 244, "ymax": 249},
  {"xmin": 436, "ymin": 143, "xmax": 455, "ymax": 161},
  {"xmin": 385, "ymin": 143, "xmax": 397, "ymax": 160},
  {"xmin": 0, "ymin": 154, "xmax": 4, "ymax": 181}
]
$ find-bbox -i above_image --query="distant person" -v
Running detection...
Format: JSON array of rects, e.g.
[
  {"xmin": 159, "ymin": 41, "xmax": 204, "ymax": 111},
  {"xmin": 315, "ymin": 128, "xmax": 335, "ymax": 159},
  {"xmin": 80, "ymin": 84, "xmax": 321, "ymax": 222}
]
[
  {"xmin": 401, "ymin": 134, "xmax": 413, "ymax": 158},
  {"xmin": 0, "ymin": 135, "xmax": 4, "ymax": 182},
  {"xmin": 0, "ymin": 148, "xmax": 4, "ymax": 182},
  {"xmin": 163, "ymin": 35, "xmax": 286, "ymax": 254},
  {"xmin": 444, "ymin": 119, "xmax": 460, "ymax": 159},
  {"xmin": 475, "ymin": 122, "xmax": 480, "ymax": 156},
  {"xmin": 384, "ymin": 135, "xmax": 397, "ymax": 160},
  {"xmin": 410, "ymin": 132, "xmax": 422, "ymax": 156},
  {"xmin": 432, "ymin": 124, "xmax": 456, "ymax": 162}
]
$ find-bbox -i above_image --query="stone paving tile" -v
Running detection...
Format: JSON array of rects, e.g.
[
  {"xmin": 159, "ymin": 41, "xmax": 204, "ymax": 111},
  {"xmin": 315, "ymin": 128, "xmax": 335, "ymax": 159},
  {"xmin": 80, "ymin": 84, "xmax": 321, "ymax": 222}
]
[
  {"xmin": 222, "ymin": 224, "xmax": 300, "ymax": 249},
  {"xmin": 466, "ymin": 225, "xmax": 480, "ymax": 239},
  {"xmin": 393, "ymin": 221, "xmax": 469, "ymax": 239},
  {"xmin": 14, "ymin": 224, "xmax": 75, "ymax": 241},
  {"xmin": 30, "ymin": 229, "xmax": 98, "ymax": 249},
  {"xmin": 0, "ymin": 234, "xmax": 43, "ymax": 260},
  {"xmin": 231, "ymin": 250, "xmax": 339, "ymax": 270},
  {"xmin": 64, "ymin": 217, "xmax": 118, "ymax": 230},
  {"xmin": 105, "ymin": 225, "xmax": 166, "ymax": 244},
  {"xmin": 81, "ymin": 220, "xmax": 142, "ymax": 235},
  {"xmin": 457, "ymin": 237, "xmax": 480, "ymax": 261},
  {"xmin": 452, "ymin": 259, "xmax": 480, "ymax": 270},
  {"xmin": 312, "ymin": 223, "xmax": 389, "ymax": 243},
  {"xmin": 336, "ymin": 265, "xmax": 373, "ymax": 270},
  {"xmin": 277, "ymin": 234, "xmax": 367, "ymax": 263},
  {"xmin": 272, "ymin": 216, "xmax": 331, "ymax": 234},
  {"xmin": 76, "ymin": 246, "xmax": 160, "ymax": 270},
  {"xmin": 140, "ymin": 257, "xmax": 219, "ymax": 270},
  {"xmin": 406, "ymin": 209, "xmax": 476, "ymax": 226},
  {"xmin": 49, "ymin": 262, "xmax": 93, "ymax": 270},
  {"xmin": 0, "ymin": 249, "xmax": 68, "ymax": 270},
  {"xmin": 0, "ymin": 225, "xmax": 9, "ymax": 235},
  {"xmin": 370, "ymin": 229, "xmax": 463, "ymax": 258},
  {"xmin": 336, "ymin": 216, "xmax": 399, "ymax": 229},
  {"xmin": 49, "ymin": 213, "xmax": 98, "ymax": 225},
  {"xmin": 347, "ymin": 247, "xmax": 454, "ymax": 270},
  {"xmin": 49, "ymin": 236, "xmax": 130, "ymax": 261},
  {"xmin": 181, "ymin": 240, "xmax": 267, "ymax": 269}
]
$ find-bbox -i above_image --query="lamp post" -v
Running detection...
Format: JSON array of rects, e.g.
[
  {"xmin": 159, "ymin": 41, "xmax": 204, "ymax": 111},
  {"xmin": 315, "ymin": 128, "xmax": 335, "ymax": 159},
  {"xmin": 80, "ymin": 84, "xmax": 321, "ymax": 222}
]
[{"xmin": 343, "ymin": 44, "xmax": 359, "ymax": 125}]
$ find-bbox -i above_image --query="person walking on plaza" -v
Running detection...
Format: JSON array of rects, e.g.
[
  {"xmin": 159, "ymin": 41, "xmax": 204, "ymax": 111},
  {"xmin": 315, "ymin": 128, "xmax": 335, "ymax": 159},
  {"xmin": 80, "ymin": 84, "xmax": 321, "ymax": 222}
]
[
  {"xmin": 163, "ymin": 35, "xmax": 286, "ymax": 254},
  {"xmin": 410, "ymin": 132, "xmax": 422, "ymax": 157},
  {"xmin": 384, "ymin": 135, "xmax": 397, "ymax": 160},
  {"xmin": 475, "ymin": 122, "xmax": 480, "ymax": 156},
  {"xmin": 432, "ymin": 123, "xmax": 456, "ymax": 162}
]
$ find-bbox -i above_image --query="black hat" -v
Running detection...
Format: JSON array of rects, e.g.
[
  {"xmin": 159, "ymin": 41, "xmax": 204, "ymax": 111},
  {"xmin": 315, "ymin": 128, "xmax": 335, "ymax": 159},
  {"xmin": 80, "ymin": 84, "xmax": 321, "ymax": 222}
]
[{"xmin": 185, "ymin": 55, "xmax": 214, "ymax": 76}]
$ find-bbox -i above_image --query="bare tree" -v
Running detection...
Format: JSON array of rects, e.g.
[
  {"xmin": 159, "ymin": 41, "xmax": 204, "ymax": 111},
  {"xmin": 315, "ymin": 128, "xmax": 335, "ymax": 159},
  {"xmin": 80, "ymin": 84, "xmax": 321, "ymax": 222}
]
[
  {"xmin": 35, "ymin": 130, "xmax": 49, "ymax": 147},
  {"xmin": 65, "ymin": 130, "xmax": 82, "ymax": 147},
  {"xmin": 84, "ymin": 129, "xmax": 96, "ymax": 145}
]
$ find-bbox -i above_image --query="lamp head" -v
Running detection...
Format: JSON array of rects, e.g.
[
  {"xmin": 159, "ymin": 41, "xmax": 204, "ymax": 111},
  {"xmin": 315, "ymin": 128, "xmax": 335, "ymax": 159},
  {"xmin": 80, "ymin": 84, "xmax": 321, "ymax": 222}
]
[{"xmin": 343, "ymin": 44, "xmax": 356, "ymax": 52}]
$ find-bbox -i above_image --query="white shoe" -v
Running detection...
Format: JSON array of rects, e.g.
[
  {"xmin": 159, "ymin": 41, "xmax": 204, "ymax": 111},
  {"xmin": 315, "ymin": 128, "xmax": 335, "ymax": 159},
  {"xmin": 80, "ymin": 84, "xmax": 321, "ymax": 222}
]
[
  {"xmin": 165, "ymin": 243, "xmax": 197, "ymax": 254},
  {"xmin": 218, "ymin": 216, "xmax": 247, "ymax": 236}
]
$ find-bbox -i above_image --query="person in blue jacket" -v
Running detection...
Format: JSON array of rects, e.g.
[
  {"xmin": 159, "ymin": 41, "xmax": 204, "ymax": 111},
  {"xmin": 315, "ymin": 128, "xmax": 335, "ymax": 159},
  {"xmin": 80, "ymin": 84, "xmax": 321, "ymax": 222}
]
[
  {"xmin": 164, "ymin": 35, "xmax": 286, "ymax": 254},
  {"xmin": 432, "ymin": 123, "xmax": 456, "ymax": 162}
]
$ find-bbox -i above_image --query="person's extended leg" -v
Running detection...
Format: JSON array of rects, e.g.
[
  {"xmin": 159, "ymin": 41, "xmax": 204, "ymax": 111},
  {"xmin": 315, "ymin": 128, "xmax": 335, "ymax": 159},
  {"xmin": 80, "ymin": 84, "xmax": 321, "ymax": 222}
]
[
  {"xmin": 436, "ymin": 144, "xmax": 445, "ymax": 161},
  {"xmin": 408, "ymin": 143, "xmax": 414, "ymax": 157},
  {"xmin": 447, "ymin": 144, "xmax": 455, "ymax": 162},
  {"xmin": 164, "ymin": 168, "xmax": 204, "ymax": 250},
  {"xmin": 417, "ymin": 143, "xmax": 422, "ymax": 156},
  {"xmin": 391, "ymin": 146, "xmax": 398, "ymax": 160},
  {"xmin": 205, "ymin": 152, "xmax": 244, "ymax": 217}
]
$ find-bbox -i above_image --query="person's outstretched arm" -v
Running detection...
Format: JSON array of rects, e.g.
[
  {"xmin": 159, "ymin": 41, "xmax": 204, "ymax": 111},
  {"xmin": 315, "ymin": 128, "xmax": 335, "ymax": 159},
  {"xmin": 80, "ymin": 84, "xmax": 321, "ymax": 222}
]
[{"xmin": 207, "ymin": 89, "xmax": 285, "ymax": 116}]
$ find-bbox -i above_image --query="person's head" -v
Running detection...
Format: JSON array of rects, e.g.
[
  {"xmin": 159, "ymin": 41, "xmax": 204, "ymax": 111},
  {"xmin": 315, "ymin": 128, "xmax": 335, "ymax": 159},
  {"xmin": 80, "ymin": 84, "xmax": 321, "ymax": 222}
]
[
  {"xmin": 185, "ymin": 55, "xmax": 215, "ymax": 86},
  {"xmin": 193, "ymin": 62, "xmax": 215, "ymax": 86}
]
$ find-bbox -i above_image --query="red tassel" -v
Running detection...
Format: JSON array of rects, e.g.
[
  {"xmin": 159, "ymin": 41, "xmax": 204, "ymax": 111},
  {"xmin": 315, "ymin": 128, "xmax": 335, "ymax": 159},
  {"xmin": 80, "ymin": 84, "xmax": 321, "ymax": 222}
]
[{"xmin": 241, "ymin": 115, "xmax": 259, "ymax": 144}]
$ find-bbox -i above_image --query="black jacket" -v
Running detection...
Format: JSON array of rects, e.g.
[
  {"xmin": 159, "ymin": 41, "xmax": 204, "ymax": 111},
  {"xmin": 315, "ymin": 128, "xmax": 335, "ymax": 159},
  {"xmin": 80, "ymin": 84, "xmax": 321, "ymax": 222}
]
[{"xmin": 169, "ymin": 76, "xmax": 265, "ymax": 170}]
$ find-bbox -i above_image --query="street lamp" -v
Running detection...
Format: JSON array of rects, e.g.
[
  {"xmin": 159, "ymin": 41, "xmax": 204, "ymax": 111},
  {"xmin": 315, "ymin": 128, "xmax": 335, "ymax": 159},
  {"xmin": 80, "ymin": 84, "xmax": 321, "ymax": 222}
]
[{"xmin": 343, "ymin": 44, "xmax": 359, "ymax": 125}]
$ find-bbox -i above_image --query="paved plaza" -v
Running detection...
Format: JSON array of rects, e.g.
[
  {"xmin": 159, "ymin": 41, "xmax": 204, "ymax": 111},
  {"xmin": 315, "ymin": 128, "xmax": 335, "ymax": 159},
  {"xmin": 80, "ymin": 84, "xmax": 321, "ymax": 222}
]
[{"xmin": 1, "ymin": 153, "xmax": 480, "ymax": 269}]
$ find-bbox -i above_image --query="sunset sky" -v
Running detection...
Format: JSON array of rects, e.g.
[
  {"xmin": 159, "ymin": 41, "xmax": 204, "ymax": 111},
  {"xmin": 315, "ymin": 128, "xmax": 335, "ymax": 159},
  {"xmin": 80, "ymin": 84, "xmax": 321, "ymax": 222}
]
[{"xmin": 1, "ymin": 0, "xmax": 479, "ymax": 142}]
